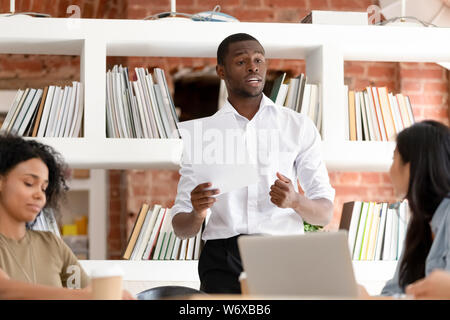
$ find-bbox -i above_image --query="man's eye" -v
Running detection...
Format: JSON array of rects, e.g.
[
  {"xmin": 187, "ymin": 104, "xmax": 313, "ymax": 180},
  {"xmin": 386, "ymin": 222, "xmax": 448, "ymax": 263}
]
[{"xmin": 237, "ymin": 61, "xmax": 244, "ymax": 65}]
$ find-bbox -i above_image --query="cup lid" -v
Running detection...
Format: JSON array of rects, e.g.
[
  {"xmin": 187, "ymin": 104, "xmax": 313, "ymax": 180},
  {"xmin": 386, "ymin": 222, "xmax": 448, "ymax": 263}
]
[{"xmin": 90, "ymin": 264, "xmax": 124, "ymax": 278}]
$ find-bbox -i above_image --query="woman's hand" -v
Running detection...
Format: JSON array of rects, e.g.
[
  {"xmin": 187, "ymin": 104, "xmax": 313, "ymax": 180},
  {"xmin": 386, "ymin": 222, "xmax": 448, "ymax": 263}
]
[
  {"xmin": 405, "ymin": 269, "xmax": 450, "ymax": 300},
  {"xmin": 357, "ymin": 284, "xmax": 371, "ymax": 299},
  {"xmin": 122, "ymin": 289, "xmax": 136, "ymax": 300}
]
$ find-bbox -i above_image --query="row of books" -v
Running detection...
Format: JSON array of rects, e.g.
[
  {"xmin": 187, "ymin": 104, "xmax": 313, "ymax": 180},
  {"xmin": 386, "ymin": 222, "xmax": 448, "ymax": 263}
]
[
  {"xmin": 346, "ymin": 86, "xmax": 415, "ymax": 142},
  {"xmin": 28, "ymin": 208, "xmax": 61, "ymax": 237},
  {"xmin": 123, "ymin": 203, "xmax": 202, "ymax": 261},
  {"xmin": 1, "ymin": 82, "xmax": 84, "ymax": 138},
  {"xmin": 106, "ymin": 66, "xmax": 180, "ymax": 139},
  {"xmin": 269, "ymin": 73, "xmax": 322, "ymax": 134},
  {"xmin": 340, "ymin": 200, "xmax": 410, "ymax": 261}
]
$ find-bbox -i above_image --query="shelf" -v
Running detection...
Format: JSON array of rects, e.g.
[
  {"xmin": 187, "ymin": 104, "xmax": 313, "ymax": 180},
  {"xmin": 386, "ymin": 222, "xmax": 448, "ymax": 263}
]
[
  {"xmin": 1, "ymin": 18, "xmax": 448, "ymax": 61},
  {"xmin": 26, "ymin": 137, "xmax": 183, "ymax": 169},
  {"xmin": 1, "ymin": 17, "xmax": 448, "ymax": 171},
  {"xmin": 322, "ymin": 141, "xmax": 396, "ymax": 172}
]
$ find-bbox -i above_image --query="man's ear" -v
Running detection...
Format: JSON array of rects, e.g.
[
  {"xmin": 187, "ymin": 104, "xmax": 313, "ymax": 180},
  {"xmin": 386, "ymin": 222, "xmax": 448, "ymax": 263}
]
[{"xmin": 216, "ymin": 64, "xmax": 225, "ymax": 80}]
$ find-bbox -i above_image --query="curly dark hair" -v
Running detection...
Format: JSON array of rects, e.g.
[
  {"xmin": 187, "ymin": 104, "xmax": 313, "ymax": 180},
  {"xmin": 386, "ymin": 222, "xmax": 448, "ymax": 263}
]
[{"xmin": 0, "ymin": 133, "xmax": 68, "ymax": 210}]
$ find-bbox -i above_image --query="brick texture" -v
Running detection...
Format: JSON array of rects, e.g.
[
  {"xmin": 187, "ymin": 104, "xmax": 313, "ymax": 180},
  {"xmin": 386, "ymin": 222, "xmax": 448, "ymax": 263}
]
[{"xmin": 1, "ymin": 0, "xmax": 449, "ymax": 256}]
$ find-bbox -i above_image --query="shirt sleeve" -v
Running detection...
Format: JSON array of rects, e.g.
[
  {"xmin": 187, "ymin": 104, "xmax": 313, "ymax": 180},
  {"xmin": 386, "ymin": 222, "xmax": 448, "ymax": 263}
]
[
  {"xmin": 52, "ymin": 234, "xmax": 90, "ymax": 289},
  {"xmin": 171, "ymin": 157, "xmax": 198, "ymax": 218},
  {"xmin": 294, "ymin": 116, "xmax": 335, "ymax": 202}
]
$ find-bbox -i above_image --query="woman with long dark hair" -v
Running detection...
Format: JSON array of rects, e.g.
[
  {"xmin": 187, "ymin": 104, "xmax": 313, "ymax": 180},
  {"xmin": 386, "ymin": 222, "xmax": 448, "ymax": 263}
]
[{"xmin": 380, "ymin": 120, "xmax": 450, "ymax": 297}]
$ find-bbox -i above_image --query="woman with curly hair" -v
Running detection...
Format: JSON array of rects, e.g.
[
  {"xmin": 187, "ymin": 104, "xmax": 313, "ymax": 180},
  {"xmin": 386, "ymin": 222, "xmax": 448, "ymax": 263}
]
[{"xmin": 0, "ymin": 134, "xmax": 133, "ymax": 299}]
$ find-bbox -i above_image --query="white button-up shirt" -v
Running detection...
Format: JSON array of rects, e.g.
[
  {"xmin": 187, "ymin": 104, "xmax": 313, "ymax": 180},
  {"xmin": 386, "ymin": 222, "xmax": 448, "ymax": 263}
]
[{"xmin": 171, "ymin": 94, "xmax": 335, "ymax": 240}]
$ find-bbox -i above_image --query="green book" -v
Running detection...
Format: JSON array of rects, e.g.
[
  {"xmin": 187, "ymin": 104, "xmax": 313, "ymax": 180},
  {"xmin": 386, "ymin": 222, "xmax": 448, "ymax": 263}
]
[{"xmin": 269, "ymin": 72, "xmax": 286, "ymax": 103}]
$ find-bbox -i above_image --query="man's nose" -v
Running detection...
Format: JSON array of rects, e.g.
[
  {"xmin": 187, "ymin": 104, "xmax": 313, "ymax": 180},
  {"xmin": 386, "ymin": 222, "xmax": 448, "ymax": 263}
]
[{"xmin": 248, "ymin": 62, "xmax": 258, "ymax": 73}]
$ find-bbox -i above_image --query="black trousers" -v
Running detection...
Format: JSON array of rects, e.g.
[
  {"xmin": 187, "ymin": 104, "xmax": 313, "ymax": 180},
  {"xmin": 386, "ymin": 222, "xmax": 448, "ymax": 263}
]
[{"xmin": 198, "ymin": 235, "xmax": 243, "ymax": 294}]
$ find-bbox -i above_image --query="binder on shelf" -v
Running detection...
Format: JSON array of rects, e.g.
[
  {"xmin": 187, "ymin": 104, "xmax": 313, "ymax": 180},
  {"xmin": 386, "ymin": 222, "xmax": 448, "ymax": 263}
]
[
  {"xmin": 348, "ymin": 90, "xmax": 357, "ymax": 141},
  {"xmin": 123, "ymin": 203, "xmax": 149, "ymax": 260},
  {"xmin": 270, "ymin": 73, "xmax": 322, "ymax": 134},
  {"xmin": 340, "ymin": 200, "xmax": 410, "ymax": 261},
  {"xmin": 339, "ymin": 201, "xmax": 362, "ymax": 256},
  {"xmin": 31, "ymin": 86, "xmax": 48, "ymax": 137},
  {"xmin": 374, "ymin": 203, "xmax": 388, "ymax": 261},
  {"xmin": 269, "ymin": 72, "xmax": 286, "ymax": 103},
  {"xmin": 143, "ymin": 207, "xmax": 166, "ymax": 260},
  {"xmin": 171, "ymin": 237, "xmax": 182, "ymax": 260},
  {"xmin": 106, "ymin": 65, "xmax": 180, "ymax": 139},
  {"xmin": 123, "ymin": 203, "xmax": 203, "ymax": 261},
  {"xmin": 131, "ymin": 204, "xmax": 161, "ymax": 260},
  {"xmin": 185, "ymin": 236, "xmax": 195, "ymax": 260},
  {"xmin": 2, "ymin": 82, "xmax": 83, "ymax": 138},
  {"xmin": 366, "ymin": 203, "xmax": 381, "ymax": 260},
  {"xmin": 193, "ymin": 228, "xmax": 203, "ymax": 260},
  {"xmin": 179, "ymin": 239, "xmax": 188, "ymax": 260},
  {"xmin": 377, "ymin": 87, "xmax": 396, "ymax": 141},
  {"xmin": 360, "ymin": 202, "xmax": 374, "ymax": 261},
  {"xmin": 346, "ymin": 87, "xmax": 416, "ymax": 141},
  {"xmin": 152, "ymin": 211, "xmax": 173, "ymax": 260}
]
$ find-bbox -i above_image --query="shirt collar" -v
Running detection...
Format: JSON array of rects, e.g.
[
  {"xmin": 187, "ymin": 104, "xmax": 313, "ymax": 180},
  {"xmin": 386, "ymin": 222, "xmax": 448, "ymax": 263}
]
[
  {"xmin": 430, "ymin": 197, "xmax": 450, "ymax": 235},
  {"xmin": 215, "ymin": 93, "xmax": 277, "ymax": 119}
]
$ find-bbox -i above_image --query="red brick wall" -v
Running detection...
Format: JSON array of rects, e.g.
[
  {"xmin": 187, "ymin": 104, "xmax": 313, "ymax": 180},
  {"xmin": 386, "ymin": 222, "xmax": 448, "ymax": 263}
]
[
  {"xmin": 1, "ymin": 0, "xmax": 449, "ymax": 258},
  {"xmin": 0, "ymin": 0, "xmax": 126, "ymax": 18},
  {"xmin": 124, "ymin": 0, "xmax": 449, "ymax": 242}
]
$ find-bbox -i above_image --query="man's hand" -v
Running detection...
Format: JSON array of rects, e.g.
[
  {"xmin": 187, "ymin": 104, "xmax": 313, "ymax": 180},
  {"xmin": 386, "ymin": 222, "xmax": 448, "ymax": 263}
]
[
  {"xmin": 269, "ymin": 172, "xmax": 300, "ymax": 209},
  {"xmin": 405, "ymin": 269, "xmax": 450, "ymax": 300},
  {"xmin": 191, "ymin": 182, "xmax": 220, "ymax": 219}
]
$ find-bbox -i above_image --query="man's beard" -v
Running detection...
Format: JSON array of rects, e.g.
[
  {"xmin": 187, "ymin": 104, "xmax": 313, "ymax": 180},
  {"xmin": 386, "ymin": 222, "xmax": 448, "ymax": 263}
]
[{"xmin": 233, "ymin": 83, "xmax": 265, "ymax": 98}]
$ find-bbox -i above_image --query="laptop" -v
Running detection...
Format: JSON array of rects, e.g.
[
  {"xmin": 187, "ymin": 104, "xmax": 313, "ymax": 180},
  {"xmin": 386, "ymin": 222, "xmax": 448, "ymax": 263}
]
[{"xmin": 237, "ymin": 231, "xmax": 358, "ymax": 298}]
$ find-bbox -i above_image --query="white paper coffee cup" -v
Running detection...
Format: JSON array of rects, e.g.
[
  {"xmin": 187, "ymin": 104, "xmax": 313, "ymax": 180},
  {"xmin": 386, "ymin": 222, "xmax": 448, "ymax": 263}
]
[{"xmin": 90, "ymin": 265, "xmax": 124, "ymax": 300}]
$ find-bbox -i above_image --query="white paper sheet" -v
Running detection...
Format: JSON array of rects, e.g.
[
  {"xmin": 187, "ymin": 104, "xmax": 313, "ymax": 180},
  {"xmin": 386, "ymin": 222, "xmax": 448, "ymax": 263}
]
[{"xmin": 178, "ymin": 113, "xmax": 259, "ymax": 195}]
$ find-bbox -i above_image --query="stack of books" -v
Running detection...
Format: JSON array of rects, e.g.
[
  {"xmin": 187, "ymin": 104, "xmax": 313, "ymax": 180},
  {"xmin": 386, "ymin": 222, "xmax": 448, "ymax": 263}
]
[
  {"xmin": 28, "ymin": 208, "xmax": 61, "ymax": 237},
  {"xmin": 269, "ymin": 73, "xmax": 322, "ymax": 134},
  {"xmin": 340, "ymin": 200, "xmax": 410, "ymax": 261},
  {"xmin": 345, "ymin": 86, "xmax": 415, "ymax": 142},
  {"xmin": 106, "ymin": 66, "xmax": 180, "ymax": 139},
  {"xmin": 1, "ymin": 82, "xmax": 84, "ymax": 137},
  {"xmin": 123, "ymin": 203, "xmax": 202, "ymax": 261}
]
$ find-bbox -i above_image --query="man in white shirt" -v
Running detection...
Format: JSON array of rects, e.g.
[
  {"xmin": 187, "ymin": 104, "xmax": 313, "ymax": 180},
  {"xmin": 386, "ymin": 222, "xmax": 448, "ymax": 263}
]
[{"xmin": 171, "ymin": 33, "xmax": 335, "ymax": 294}]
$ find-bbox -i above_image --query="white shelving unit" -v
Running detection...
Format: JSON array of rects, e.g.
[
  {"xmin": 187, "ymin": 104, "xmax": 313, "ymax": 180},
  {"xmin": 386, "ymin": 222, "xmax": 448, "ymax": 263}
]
[
  {"xmin": 66, "ymin": 169, "xmax": 107, "ymax": 260},
  {"xmin": 1, "ymin": 17, "xmax": 448, "ymax": 291},
  {"xmin": 1, "ymin": 18, "xmax": 448, "ymax": 171}
]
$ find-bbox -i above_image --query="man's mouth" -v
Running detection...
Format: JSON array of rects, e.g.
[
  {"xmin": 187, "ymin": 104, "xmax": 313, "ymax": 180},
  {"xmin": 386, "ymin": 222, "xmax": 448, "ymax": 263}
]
[{"xmin": 246, "ymin": 76, "xmax": 262, "ymax": 86}]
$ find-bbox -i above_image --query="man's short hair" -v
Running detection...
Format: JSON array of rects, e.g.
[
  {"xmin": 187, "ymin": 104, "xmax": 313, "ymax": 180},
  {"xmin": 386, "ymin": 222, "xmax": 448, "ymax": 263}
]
[{"xmin": 217, "ymin": 33, "xmax": 264, "ymax": 66}]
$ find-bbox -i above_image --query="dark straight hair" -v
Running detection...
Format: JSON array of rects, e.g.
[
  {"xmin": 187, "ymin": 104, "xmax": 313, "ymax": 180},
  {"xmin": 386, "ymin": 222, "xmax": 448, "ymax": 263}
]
[{"xmin": 396, "ymin": 120, "xmax": 450, "ymax": 290}]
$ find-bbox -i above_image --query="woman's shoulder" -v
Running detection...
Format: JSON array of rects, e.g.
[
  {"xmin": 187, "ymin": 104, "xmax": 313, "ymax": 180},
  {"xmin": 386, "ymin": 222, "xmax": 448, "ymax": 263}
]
[{"xmin": 439, "ymin": 197, "xmax": 450, "ymax": 217}]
